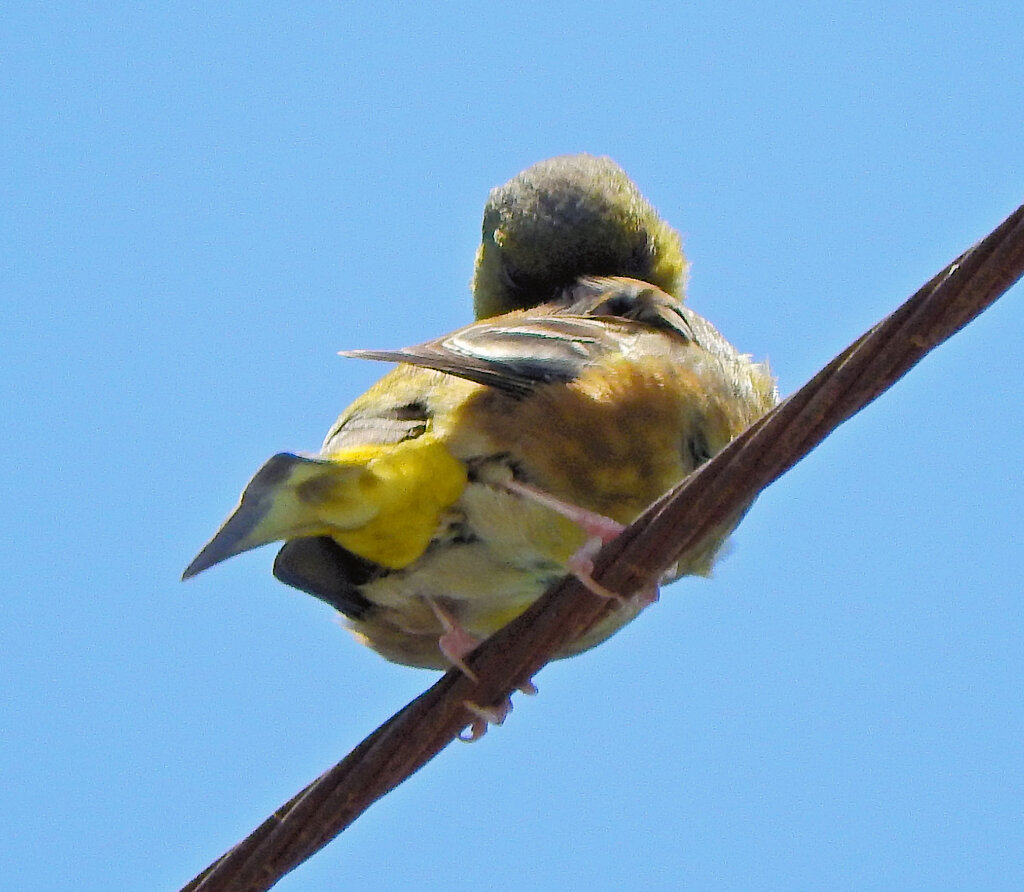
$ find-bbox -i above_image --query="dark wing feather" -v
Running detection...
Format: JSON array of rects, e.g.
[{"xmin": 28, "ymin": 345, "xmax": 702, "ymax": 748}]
[
  {"xmin": 341, "ymin": 278, "xmax": 694, "ymax": 398},
  {"xmin": 557, "ymin": 276, "xmax": 695, "ymax": 342},
  {"xmin": 343, "ymin": 316, "xmax": 615, "ymax": 397}
]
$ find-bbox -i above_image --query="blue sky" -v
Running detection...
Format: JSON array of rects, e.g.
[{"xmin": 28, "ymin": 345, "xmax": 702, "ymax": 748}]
[{"xmin": 4, "ymin": 3, "xmax": 1023, "ymax": 890}]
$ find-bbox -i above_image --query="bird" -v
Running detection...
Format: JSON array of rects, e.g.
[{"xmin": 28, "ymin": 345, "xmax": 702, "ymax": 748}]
[{"xmin": 183, "ymin": 154, "xmax": 778, "ymax": 682}]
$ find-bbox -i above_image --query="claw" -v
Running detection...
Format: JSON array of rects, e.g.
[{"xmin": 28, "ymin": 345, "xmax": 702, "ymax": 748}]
[
  {"xmin": 566, "ymin": 539, "xmax": 628, "ymax": 602},
  {"xmin": 459, "ymin": 698, "xmax": 512, "ymax": 742}
]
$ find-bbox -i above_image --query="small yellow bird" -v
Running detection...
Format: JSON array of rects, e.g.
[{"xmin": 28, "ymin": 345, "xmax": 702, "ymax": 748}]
[{"xmin": 184, "ymin": 155, "xmax": 777, "ymax": 674}]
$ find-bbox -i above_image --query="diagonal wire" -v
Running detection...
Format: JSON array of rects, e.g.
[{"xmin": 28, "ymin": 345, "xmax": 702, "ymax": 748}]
[{"xmin": 182, "ymin": 201, "xmax": 1024, "ymax": 892}]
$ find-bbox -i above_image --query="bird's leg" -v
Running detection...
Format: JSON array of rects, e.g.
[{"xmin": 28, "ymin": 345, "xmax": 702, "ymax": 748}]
[
  {"xmin": 504, "ymin": 479, "xmax": 625, "ymax": 543},
  {"xmin": 426, "ymin": 597, "xmax": 481, "ymax": 681},
  {"xmin": 427, "ymin": 598, "xmax": 539, "ymax": 742},
  {"xmin": 503, "ymin": 479, "xmax": 658, "ymax": 606}
]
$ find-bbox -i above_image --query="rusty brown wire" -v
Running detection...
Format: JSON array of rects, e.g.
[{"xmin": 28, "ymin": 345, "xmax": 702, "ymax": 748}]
[{"xmin": 182, "ymin": 200, "xmax": 1024, "ymax": 892}]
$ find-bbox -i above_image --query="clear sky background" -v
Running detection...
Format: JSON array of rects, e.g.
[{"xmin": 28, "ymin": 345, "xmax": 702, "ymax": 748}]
[{"xmin": 4, "ymin": 3, "xmax": 1023, "ymax": 890}]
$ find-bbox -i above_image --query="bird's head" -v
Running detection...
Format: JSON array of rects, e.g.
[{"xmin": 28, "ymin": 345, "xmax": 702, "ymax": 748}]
[{"xmin": 471, "ymin": 154, "xmax": 687, "ymax": 319}]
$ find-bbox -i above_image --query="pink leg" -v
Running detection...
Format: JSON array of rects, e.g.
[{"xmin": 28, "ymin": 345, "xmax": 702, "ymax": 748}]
[
  {"xmin": 503, "ymin": 480, "xmax": 624, "ymax": 541},
  {"xmin": 426, "ymin": 597, "xmax": 540, "ymax": 741},
  {"xmin": 427, "ymin": 597, "xmax": 482, "ymax": 681},
  {"xmin": 504, "ymin": 480, "xmax": 641, "ymax": 601}
]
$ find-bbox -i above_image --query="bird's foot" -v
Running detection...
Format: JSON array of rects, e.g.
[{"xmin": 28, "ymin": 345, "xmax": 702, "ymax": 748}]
[
  {"xmin": 459, "ymin": 698, "xmax": 512, "ymax": 742},
  {"xmin": 504, "ymin": 480, "xmax": 636, "ymax": 601},
  {"xmin": 427, "ymin": 597, "xmax": 482, "ymax": 681},
  {"xmin": 458, "ymin": 679, "xmax": 536, "ymax": 742}
]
